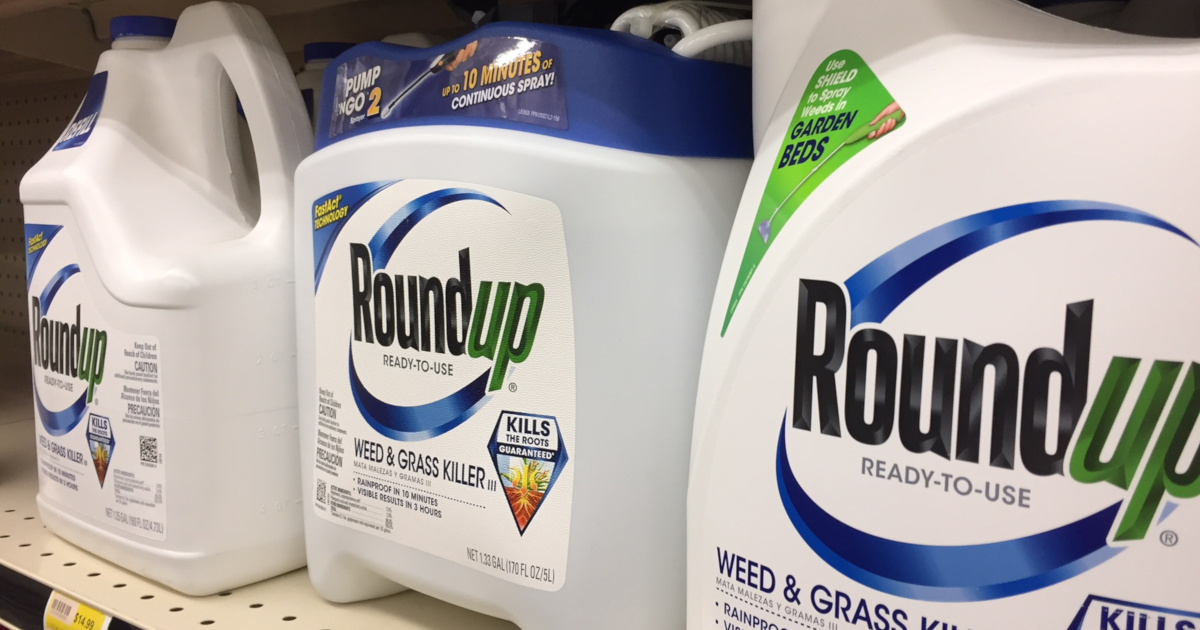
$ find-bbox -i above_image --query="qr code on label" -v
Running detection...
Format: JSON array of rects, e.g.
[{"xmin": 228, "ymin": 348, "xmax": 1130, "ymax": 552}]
[
  {"xmin": 316, "ymin": 480, "xmax": 327, "ymax": 504},
  {"xmin": 139, "ymin": 436, "xmax": 158, "ymax": 463}
]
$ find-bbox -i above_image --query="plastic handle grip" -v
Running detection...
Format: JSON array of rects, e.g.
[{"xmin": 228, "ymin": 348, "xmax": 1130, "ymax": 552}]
[
  {"xmin": 670, "ymin": 19, "xmax": 752, "ymax": 59},
  {"xmin": 169, "ymin": 2, "xmax": 312, "ymax": 236}
]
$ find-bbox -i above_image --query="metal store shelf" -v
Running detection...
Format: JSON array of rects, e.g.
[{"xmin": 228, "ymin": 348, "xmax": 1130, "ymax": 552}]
[{"xmin": 0, "ymin": 394, "xmax": 516, "ymax": 630}]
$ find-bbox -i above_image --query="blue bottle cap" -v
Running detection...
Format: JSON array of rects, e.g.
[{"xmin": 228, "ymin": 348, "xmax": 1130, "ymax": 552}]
[
  {"xmin": 305, "ymin": 42, "xmax": 356, "ymax": 63},
  {"xmin": 316, "ymin": 23, "xmax": 753, "ymax": 158},
  {"xmin": 110, "ymin": 15, "xmax": 177, "ymax": 40}
]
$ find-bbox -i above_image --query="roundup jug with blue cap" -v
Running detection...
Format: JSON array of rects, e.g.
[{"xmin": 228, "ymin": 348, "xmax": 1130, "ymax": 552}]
[
  {"xmin": 21, "ymin": 2, "xmax": 311, "ymax": 594},
  {"xmin": 295, "ymin": 18, "xmax": 751, "ymax": 629},
  {"xmin": 689, "ymin": 0, "xmax": 1200, "ymax": 628}
]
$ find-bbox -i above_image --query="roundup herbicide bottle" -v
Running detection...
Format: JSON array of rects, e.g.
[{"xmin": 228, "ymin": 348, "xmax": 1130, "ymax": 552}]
[
  {"xmin": 688, "ymin": 0, "xmax": 1200, "ymax": 628},
  {"xmin": 21, "ymin": 3, "xmax": 311, "ymax": 595},
  {"xmin": 297, "ymin": 42, "xmax": 355, "ymax": 129},
  {"xmin": 295, "ymin": 23, "xmax": 751, "ymax": 630}
]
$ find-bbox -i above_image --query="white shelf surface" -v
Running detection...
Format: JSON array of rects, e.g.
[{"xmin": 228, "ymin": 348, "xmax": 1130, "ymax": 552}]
[{"xmin": 0, "ymin": 393, "xmax": 517, "ymax": 630}]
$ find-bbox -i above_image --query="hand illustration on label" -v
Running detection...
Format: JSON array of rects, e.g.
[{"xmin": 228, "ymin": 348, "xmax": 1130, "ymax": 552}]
[{"xmin": 382, "ymin": 40, "xmax": 480, "ymax": 118}]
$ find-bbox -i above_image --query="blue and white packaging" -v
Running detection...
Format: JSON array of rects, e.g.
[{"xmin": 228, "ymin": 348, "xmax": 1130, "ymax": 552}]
[{"xmin": 296, "ymin": 21, "xmax": 752, "ymax": 630}]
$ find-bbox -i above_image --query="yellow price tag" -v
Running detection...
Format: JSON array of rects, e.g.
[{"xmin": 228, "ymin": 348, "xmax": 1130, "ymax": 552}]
[{"xmin": 44, "ymin": 591, "xmax": 111, "ymax": 630}]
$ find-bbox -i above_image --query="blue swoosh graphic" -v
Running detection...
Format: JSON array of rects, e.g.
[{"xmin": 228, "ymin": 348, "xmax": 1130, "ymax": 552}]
[
  {"xmin": 347, "ymin": 187, "xmax": 508, "ymax": 441},
  {"xmin": 35, "ymin": 385, "xmax": 87, "ymax": 437},
  {"xmin": 774, "ymin": 200, "xmax": 1191, "ymax": 599},
  {"xmin": 776, "ymin": 418, "xmax": 1125, "ymax": 601},
  {"xmin": 313, "ymin": 181, "xmax": 397, "ymax": 292},
  {"xmin": 845, "ymin": 201, "xmax": 1198, "ymax": 327},
  {"xmin": 349, "ymin": 345, "xmax": 491, "ymax": 441},
  {"xmin": 39, "ymin": 264, "xmax": 80, "ymax": 312},
  {"xmin": 368, "ymin": 188, "xmax": 506, "ymax": 271},
  {"xmin": 30, "ymin": 260, "xmax": 85, "ymax": 435}
]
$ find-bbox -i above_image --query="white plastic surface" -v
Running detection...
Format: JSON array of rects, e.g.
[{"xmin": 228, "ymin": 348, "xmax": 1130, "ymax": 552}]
[
  {"xmin": 110, "ymin": 36, "xmax": 170, "ymax": 51},
  {"xmin": 20, "ymin": 1, "xmax": 312, "ymax": 595},
  {"xmin": 749, "ymin": 0, "xmax": 826, "ymax": 151},
  {"xmin": 296, "ymin": 125, "xmax": 749, "ymax": 630}
]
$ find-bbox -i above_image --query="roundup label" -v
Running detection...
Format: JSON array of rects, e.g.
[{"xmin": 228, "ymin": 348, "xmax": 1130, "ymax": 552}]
[
  {"xmin": 26, "ymin": 222, "xmax": 166, "ymax": 541},
  {"xmin": 693, "ymin": 50, "xmax": 1197, "ymax": 629},
  {"xmin": 311, "ymin": 179, "xmax": 575, "ymax": 590},
  {"xmin": 695, "ymin": 197, "xmax": 1200, "ymax": 630},
  {"xmin": 53, "ymin": 72, "xmax": 106, "ymax": 151}
]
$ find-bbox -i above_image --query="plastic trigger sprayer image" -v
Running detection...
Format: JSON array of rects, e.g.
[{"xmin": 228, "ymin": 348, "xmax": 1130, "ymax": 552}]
[
  {"xmin": 757, "ymin": 103, "xmax": 903, "ymax": 242},
  {"xmin": 381, "ymin": 41, "xmax": 478, "ymax": 118}
]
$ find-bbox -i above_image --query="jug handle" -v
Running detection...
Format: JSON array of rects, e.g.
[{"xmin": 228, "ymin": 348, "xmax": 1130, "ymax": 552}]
[
  {"xmin": 670, "ymin": 19, "xmax": 752, "ymax": 59},
  {"xmin": 170, "ymin": 2, "xmax": 313, "ymax": 240}
]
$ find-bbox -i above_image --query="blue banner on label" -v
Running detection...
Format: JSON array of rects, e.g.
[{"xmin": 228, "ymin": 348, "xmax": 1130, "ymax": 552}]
[
  {"xmin": 327, "ymin": 37, "xmax": 565, "ymax": 140},
  {"xmin": 54, "ymin": 72, "xmax": 107, "ymax": 151}
]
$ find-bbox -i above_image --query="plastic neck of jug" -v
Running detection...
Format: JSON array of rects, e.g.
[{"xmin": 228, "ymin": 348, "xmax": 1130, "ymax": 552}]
[{"xmin": 112, "ymin": 36, "xmax": 170, "ymax": 50}]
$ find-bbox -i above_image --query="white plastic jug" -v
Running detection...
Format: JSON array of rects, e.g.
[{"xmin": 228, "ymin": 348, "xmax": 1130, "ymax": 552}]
[
  {"xmin": 690, "ymin": 0, "xmax": 1200, "ymax": 628},
  {"xmin": 21, "ymin": 2, "xmax": 311, "ymax": 595},
  {"xmin": 295, "ymin": 23, "xmax": 751, "ymax": 630}
]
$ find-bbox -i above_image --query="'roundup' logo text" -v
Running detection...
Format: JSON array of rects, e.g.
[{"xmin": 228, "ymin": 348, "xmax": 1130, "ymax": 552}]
[
  {"xmin": 793, "ymin": 279, "xmax": 1199, "ymax": 543},
  {"xmin": 349, "ymin": 244, "xmax": 543, "ymax": 392},
  {"xmin": 31, "ymin": 298, "xmax": 107, "ymax": 403}
]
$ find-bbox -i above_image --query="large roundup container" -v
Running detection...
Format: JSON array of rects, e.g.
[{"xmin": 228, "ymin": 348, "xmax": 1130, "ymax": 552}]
[
  {"xmin": 690, "ymin": 0, "xmax": 1200, "ymax": 628},
  {"xmin": 295, "ymin": 23, "xmax": 751, "ymax": 630},
  {"xmin": 21, "ymin": 3, "xmax": 311, "ymax": 595}
]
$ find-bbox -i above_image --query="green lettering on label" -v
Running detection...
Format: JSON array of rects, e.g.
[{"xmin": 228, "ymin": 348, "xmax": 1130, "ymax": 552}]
[{"xmin": 1071, "ymin": 358, "xmax": 1200, "ymax": 541}]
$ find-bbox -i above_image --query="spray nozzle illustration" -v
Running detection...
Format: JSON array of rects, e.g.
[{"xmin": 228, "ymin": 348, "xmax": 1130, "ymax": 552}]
[
  {"xmin": 381, "ymin": 40, "xmax": 479, "ymax": 119},
  {"xmin": 757, "ymin": 103, "xmax": 904, "ymax": 243}
]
